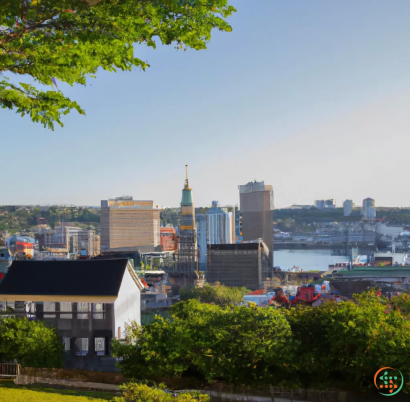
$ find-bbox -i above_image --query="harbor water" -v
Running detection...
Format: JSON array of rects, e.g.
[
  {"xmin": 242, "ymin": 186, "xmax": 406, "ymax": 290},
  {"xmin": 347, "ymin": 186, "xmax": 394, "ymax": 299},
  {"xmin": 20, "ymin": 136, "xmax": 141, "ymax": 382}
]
[{"xmin": 273, "ymin": 249, "xmax": 347, "ymax": 271}]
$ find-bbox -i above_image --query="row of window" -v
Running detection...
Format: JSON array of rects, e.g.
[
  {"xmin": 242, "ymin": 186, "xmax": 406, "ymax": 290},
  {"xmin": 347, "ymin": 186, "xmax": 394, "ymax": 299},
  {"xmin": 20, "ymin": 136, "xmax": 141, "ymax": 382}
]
[
  {"xmin": 0, "ymin": 302, "xmax": 106, "ymax": 319},
  {"xmin": 42, "ymin": 302, "xmax": 104, "ymax": 319},
  {"xmin": 63, "ymin": 337, "xmax": 106, "ymax": 356}
]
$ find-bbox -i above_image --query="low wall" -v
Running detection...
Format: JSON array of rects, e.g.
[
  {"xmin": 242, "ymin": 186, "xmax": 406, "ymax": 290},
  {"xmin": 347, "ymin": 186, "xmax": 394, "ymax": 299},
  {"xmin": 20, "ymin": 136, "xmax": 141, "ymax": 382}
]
[
  {"xmin": 20, "ymin": 367, "xmax": 125, "ymax": 385},
  {"xmin": 202, "ymin": 388, "xmax": 346, "ymax": 402},
  {"xmin": 15, "ymin": 375, "xmax": 120, "ymax": 392}
]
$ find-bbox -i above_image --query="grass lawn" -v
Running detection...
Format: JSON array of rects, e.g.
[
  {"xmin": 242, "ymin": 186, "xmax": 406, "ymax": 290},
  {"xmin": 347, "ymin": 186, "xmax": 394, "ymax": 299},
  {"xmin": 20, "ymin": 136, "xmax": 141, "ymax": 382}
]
[{"xmin": 0, "ymin": 380, "xmax": 116, "ymax": 401}]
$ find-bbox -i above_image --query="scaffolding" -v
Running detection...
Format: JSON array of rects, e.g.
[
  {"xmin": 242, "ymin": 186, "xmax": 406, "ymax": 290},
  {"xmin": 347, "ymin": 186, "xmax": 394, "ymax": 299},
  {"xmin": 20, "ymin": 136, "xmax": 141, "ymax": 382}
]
[
  {"xmin": 70, "ymin": 230, "xmax": 97, "ymax": 256},
  {"xmin": 175, "ymin": 230, "xmax": 197, "ymax": 272}
]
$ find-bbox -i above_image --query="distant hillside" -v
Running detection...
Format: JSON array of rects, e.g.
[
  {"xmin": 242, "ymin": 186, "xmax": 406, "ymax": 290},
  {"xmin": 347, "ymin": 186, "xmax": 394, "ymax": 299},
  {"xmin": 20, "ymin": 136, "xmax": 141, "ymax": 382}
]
[{"xmin": 0, "ymin": 206, "xmax": 100, "ymax": 234}]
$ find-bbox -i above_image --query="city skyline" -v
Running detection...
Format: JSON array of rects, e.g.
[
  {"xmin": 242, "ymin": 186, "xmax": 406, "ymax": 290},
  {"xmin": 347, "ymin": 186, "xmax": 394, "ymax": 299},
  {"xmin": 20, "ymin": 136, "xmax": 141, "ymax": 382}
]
[{"xmin": 3, "ymin": 0, "xmax": 410, "ymax": 207}]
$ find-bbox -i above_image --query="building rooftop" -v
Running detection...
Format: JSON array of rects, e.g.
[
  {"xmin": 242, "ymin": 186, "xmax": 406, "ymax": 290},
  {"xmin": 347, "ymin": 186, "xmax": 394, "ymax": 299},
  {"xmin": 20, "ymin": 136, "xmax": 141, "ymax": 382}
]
[
  {"xmin": 335, "ymin": 266, "xmax": 410, "ymax": 279},
  {"xmin": 101, "ymin": 198, "xmax": 159, "ymax": 210},
  {"xmin": 210, "ymin": 242, "xmax": 266, "ymax": 251},
  {"xmin": 0, "ymin": 259, "xmax": 131, "ymax": 301},
  {"xmin": 238, "ymin": 181, "xmax": 266, "ymax": 194}
]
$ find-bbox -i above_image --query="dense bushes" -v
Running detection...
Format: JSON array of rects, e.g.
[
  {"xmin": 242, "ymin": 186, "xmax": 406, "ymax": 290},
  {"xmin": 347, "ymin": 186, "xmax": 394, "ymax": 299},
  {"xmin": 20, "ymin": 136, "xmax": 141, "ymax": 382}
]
[
  {"xmin": 0, "ymin": 317, "xmax": 64, "ymax": 368},
  {"xmin": 112, "ymin": 300, "xmax": 294, "ymax": 384},
  {"xmin": 113, "ymin": 293, "xmax": 410, "ymax": 392},
  {"xmin": 113, "ymin": 383, "xmax": 209, "ymax": 402},
  {"xmin": 287, "ymin": 293, "xmax": 410, "ymax": 389}
]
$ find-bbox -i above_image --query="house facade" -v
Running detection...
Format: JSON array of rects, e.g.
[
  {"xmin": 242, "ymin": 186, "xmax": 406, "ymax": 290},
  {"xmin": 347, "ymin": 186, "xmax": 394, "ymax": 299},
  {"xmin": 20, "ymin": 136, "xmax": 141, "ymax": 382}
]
[{"xmin": 0, "ymin": 258, "xmax": 144, "ymax": 371}]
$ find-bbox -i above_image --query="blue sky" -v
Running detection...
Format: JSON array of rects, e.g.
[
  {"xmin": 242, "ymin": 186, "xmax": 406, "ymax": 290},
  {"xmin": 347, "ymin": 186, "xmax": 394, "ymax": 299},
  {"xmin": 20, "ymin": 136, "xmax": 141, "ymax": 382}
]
[{"xmin": 3, "ymin": 0, "xmax": 410, "ymax": 208}]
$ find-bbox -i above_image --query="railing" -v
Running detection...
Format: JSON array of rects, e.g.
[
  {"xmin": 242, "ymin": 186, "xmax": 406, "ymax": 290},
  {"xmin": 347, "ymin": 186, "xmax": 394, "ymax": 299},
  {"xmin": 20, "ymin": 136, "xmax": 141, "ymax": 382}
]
[
  {"xmin": 141, "ymin": 299, "xmax": 173, "ymax": 310},
  {"xmin": 0, "ymin": 363, "xmax": 20, "ymax": 378}
]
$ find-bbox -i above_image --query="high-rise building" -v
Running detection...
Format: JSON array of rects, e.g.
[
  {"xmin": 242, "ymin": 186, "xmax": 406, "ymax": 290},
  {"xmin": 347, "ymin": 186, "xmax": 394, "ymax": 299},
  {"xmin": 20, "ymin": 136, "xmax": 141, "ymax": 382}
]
[
  {"xmin": 361, "ymin": 198, "xmax": 376, "ymax": 220},
  {"xmin": 176, "ymin": 166, "xmax": 197, "ymax": 272},
  {"xmin": 343, "ymin": 200, "xmax": 355, "ymax": 216},
  {"xmin": 238, "ymin": 181, "xmax": 273, "ymax": 266},
  {"xmin": 100, "ymin": 196, "xmax": 161, "ymax": 252},
  {"xmin": 207, "ymin": 201, "xmax": 232, "ymax": 244}
]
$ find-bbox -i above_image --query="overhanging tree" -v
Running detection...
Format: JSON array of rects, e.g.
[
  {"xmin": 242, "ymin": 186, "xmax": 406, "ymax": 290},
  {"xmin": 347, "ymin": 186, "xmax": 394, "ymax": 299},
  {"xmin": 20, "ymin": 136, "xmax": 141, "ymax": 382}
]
[{"xmin": 0, "ymin": 0, "xmax": 235, "ymax": 129}]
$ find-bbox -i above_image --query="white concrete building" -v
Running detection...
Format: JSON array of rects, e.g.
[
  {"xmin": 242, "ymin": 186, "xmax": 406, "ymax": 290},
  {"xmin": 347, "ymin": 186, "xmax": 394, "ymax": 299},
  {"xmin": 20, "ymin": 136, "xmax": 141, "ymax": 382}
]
[
  {"xmin": 315, "ymin": 199, "xmax": 336, "ymax": 209},
  {"xmin": 207, "ymin": 202, "xmax": 232, "ymax": 244},
  {"xmin": 343, "ymin": 200, "xmax": 355, "ymax": 216},
  {"xmin": 361, "ymin": 198, "xmax": 376, "ymax": 219}
]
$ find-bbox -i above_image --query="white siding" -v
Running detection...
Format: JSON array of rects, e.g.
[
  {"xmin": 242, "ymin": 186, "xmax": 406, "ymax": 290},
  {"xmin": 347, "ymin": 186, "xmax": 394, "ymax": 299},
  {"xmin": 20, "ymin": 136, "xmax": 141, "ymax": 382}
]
[{"xmin": 114, "ymin": 268, "xmax": 141, "ymax": 338}]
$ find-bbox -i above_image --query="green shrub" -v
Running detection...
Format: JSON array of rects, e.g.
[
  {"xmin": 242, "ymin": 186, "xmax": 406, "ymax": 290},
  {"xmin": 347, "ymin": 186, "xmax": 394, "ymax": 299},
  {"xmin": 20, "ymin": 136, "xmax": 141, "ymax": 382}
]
[
  {"xmin": 0, "ymin": 316, "xmax": 64, "ymax": 368},
  {"xmin": 113, "ymin": 382, "xmax": 209, "ymax": 402},
  {"xmin": 287, "ymin": 292, "xmax": 410, "ymax": 390}
]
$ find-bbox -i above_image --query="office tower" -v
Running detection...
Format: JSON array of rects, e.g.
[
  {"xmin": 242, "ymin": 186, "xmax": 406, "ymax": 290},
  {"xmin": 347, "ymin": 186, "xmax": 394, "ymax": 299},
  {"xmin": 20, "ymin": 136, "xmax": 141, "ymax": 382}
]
[
  {"xmin": 100, "ymin": 196, "xmax": 160, "ymax": 252},
  {"xmin": 238, "ymin": 181, "xmax": 273, "ymax": 266}
]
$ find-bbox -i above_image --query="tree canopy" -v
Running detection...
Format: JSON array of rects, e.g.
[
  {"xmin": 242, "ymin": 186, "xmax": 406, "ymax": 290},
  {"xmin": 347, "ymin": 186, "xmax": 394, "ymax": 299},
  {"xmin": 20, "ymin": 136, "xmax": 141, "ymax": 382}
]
[
  {"xmin": 0, "ymin": 0, "xmax": 235, "ymax": 129},
  {"xmin": 113, "ymin": 292, "xmax": 410, "ymax": 392},
  {"xmin": 112, "ymin": 299, "xmax": 294, "ymax": 384},
  {"xmin": 0, "ymin": 316, "xmax": 64, "ymax": 368},
  {"xmin": 286, "ymin": 292, "xmax": 410, "ymax": 390}
]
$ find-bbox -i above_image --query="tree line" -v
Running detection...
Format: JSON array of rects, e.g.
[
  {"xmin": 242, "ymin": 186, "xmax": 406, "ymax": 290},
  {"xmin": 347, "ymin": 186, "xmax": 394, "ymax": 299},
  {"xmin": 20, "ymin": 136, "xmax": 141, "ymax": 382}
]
[{"xmin": 113, "ymin": 292, "xmax": 410, "ymax": 393}]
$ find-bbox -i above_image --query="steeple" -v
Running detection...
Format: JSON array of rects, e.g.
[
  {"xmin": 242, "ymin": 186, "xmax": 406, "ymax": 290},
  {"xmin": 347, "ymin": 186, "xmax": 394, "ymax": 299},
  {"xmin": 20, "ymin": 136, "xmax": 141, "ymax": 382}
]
[
  {"xmin": 181, "ymin": 165, "xmax": 193, "ymax": 206},
  {"xmin": 180, "ymin": 164, "xmax": 195, "ymax": 227}
]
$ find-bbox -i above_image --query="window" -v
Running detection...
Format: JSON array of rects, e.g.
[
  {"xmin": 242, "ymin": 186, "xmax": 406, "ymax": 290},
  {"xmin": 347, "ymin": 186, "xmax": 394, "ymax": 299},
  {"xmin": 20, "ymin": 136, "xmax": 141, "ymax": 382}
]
[
  {"xmin": 77, "ymin": 303, "xmax": 88, "ymax": 319},
  {"xmin": 60, "ymin": 302, "xmax": 72, "ymax": 319},
  {"xmin": 27, "ymin": 302, "xmax": 35, "ymax": 315},
  {"xmin": 95, "ymin": 337, "xmax": 105, "ymax": 356},
  {"xmin": 93, "ymin": 303, "xmax": 104, "ymax": 319},
  {"xmin": 63, "ymin": 338, "xmax": 70, "ymax": 352},
  {"xmin": 75, "ymin": 338, "xmax": 88, "ymax": 356},
  {"xmin": 44, "ymin": 302, "xmax": 56, "ymax": 318}
]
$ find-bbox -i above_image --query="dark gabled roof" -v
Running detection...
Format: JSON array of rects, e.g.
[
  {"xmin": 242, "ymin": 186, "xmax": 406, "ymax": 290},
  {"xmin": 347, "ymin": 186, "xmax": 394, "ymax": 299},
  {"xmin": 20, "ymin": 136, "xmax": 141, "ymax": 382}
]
[{"xmin": 0, "ymin": 259, "xmax": 129, "ymax": 297}]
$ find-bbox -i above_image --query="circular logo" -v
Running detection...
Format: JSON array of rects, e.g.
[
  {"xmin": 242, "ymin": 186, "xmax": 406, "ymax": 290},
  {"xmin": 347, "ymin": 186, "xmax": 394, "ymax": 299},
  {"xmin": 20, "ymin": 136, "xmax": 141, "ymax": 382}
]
[{"xmin": 374, "ymin": 367, "xmax": 404, "ymax": 396}]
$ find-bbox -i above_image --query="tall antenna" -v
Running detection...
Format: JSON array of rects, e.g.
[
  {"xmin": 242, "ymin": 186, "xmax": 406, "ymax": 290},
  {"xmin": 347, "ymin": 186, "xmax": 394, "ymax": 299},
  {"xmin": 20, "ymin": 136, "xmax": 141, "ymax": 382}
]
[{"xmin": 185, "ymin": 164, "xmax": 189, "ymax": 188}]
